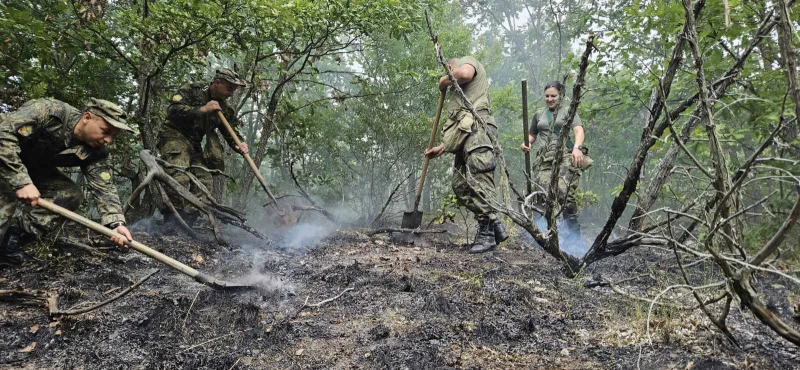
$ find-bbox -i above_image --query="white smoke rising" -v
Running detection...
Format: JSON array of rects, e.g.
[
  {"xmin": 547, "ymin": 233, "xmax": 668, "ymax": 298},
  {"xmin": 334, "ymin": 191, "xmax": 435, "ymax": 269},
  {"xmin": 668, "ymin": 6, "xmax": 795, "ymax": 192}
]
[
  {"xmin": 278, "ymin": 222, "xmax": 339, "ymax": 249},
  {"xmin": 233, "ymin": 251, "xmax": 293, "ymax": 292},
  {"xmin": 533, "ymin": 216, "xmax": 590, "ymax": 257}
]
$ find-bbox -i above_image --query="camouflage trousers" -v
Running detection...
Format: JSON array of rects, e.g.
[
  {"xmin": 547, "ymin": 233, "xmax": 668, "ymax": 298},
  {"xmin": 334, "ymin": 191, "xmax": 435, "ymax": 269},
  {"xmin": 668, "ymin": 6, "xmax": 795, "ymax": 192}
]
[
  {"xmin": 451, "ymin": 125, "xmax": 499, "ymax": 222},
  {"xmin": 157, "ymin": 131, "xmax": 214, "ymax": 217},
  {"xmin": 0, "ymin": 168, "xmax": 83, "ymax": 241},
  {"xmin": 533, "ymin": 146, "xmax": 582, "ymax": 221}
]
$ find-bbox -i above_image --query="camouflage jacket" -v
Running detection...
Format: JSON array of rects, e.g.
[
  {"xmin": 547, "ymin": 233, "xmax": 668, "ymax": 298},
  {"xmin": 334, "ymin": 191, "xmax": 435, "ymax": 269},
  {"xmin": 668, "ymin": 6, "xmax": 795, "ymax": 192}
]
[
  {"xmin": 163, "ymin": 82, "xmax": 244, "ymax": 150},
  {"xmin": 0, "ymin": 98, "xmax": 125, "ymax": 225}
]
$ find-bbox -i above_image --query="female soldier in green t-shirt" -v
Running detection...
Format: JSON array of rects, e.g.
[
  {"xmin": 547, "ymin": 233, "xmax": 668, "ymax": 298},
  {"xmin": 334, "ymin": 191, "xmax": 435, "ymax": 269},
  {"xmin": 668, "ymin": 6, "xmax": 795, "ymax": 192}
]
[{"xmin": 520, "ymin": 81, "xmax": 587, "ymax": 236}]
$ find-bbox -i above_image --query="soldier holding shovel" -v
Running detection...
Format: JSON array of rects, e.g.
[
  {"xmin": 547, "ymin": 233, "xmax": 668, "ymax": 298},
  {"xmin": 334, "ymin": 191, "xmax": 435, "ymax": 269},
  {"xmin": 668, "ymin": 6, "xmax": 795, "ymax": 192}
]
[{"xmin": 424, "ymin": 57, "xmax": 508, "ymax": 254}]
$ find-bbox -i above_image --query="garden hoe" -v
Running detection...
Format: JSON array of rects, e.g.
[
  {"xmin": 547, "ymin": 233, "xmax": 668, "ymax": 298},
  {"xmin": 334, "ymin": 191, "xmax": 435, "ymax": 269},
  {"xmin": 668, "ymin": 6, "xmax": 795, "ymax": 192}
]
[
  {"xmin": 37, "ymin": 199, "xmax": 253, "ymax": 291},
  {"xmin": 217, "ymin": 111, "xmax": 297, "ymax": 226},
  {"xmin": 402, "ymin": 89, "xmax": 446, "ymax": 229}
]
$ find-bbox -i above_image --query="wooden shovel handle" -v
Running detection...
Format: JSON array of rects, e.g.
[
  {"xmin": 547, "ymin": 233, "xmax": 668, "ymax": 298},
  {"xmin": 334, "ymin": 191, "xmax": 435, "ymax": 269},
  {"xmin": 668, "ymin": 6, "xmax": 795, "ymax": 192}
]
[
  {"xmin": 522, "ymin": 79, "xmax": 532, "ymax": 195},
  {"xmin": 215, "ymin": 111, "xmax": 281, "ymax": 211},
  {"xmin": 413, "ymin": 89, "xmax": 447, "ymax": 211},
  {"xmin": 37, "ymin": 199, "xmax": 202, "ymax": 279}
]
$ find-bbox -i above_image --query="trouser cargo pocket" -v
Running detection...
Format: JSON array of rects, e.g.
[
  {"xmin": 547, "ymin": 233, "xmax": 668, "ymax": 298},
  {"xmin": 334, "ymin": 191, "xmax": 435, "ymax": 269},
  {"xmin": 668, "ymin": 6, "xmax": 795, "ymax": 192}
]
[{"xmin": 464, "ymin": 130, "xmax": 495, "ymax": 174}]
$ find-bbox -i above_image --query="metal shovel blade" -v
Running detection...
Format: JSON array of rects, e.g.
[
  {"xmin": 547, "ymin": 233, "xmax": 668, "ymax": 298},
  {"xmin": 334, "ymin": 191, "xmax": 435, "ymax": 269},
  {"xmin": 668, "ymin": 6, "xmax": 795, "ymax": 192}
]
[
  {"xmin": 195, "ymin": 273, "xmax": 254, "ymax": 291},
  {"xmin": 401, "ymin": 210, "xmax": 423, "ymax": 229}
]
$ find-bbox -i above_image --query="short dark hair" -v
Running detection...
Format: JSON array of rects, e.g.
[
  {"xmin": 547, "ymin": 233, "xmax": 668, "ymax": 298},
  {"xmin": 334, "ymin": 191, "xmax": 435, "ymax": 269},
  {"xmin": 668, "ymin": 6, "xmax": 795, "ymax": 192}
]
[{"xmin": 543, "ymin": 81, "xmax": 564, "ymax": 92}]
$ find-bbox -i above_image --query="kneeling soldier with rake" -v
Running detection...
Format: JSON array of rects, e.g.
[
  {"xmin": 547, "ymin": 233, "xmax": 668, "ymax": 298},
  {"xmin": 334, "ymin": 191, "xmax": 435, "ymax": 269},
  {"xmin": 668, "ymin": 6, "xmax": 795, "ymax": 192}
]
[{"xmin": 0, "ymin": 98, "xmax": 134, "ymax": 267}]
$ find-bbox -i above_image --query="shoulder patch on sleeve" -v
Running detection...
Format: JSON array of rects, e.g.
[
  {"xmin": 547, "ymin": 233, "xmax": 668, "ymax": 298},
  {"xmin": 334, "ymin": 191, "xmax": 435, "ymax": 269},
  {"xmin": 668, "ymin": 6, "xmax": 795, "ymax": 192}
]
[
  {"xmin": 171, "ymin": 95, "xmax": 183, "ymax": 102},
  {"xmin": 17, "ymin": 124, "xmax": 34, "ymax": 137},
  {"xmin": 100, "ymin": 171, "xmax": 112, "ymax": 181}
]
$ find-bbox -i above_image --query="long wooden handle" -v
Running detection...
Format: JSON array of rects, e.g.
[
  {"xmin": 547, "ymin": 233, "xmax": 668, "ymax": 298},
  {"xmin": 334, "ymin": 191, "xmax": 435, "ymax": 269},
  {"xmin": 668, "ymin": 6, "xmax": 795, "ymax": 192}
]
[
  {"xmin": 215, "ymin": 111, "xmax": 280, "ymax": 209},
  {"xmin": 413, "ymin": 90, "xmax": 447, "ymax": 211},
  {"xmin": 37, "ymin": 199, "xmax": 202, "ymax": 280},
  {"xmin": 522, "ymin": 79, "xmax": 532, "ymax": 195}
]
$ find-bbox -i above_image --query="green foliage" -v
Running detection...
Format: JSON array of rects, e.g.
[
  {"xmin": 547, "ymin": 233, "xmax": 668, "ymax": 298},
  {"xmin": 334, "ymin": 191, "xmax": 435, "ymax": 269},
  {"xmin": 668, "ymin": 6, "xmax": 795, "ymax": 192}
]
[{"xmin": 434, "ymin": 194, "xmax": 459, "ymax": 224}]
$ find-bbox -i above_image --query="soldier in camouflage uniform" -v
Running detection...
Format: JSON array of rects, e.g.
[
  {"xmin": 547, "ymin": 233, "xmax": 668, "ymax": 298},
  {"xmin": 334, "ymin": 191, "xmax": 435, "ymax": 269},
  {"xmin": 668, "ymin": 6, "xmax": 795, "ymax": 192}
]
[
  {"xmin": 521, "ymin": 81, "xmax": 589, "ymax": 236},
  {"xmin": 0, "ymin": 98, "xmax": 134, "ymax": 267},
  {"xmin": 425, "ymin": 56, "xmax": 508, "ymax": 254},
  {"xmin": 158, "ymin": 68, "xmax": 247, "ymax": 224}
]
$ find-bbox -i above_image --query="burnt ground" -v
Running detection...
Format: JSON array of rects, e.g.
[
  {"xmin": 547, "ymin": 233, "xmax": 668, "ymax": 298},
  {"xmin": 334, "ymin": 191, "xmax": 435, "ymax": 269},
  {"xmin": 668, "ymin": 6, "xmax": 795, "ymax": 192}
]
[{"xmin": 1, "ymin": 220, "xmax": 799, "ymax": 369}]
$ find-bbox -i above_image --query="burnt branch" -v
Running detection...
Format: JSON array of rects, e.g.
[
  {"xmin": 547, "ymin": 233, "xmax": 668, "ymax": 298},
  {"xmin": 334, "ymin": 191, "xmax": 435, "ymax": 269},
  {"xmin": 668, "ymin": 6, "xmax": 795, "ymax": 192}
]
[
  {"xmin": 49, "ymin": 270, "xmax": 157, "ymax": 317},
  {"xmin": 125, "ymin": 150, "xmax": 266, "ymax": 245},
  {"xmin": 365, "ymin": 228, "xmax": 447, "ymax": 236}
]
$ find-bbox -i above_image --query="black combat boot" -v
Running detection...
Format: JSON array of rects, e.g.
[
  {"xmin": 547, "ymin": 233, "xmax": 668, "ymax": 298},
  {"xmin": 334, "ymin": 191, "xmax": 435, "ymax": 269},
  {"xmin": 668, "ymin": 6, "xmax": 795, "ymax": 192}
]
[
  {"xmin": 491, "ymin": 218, "xmax": 509, "ymax": 244},
  {"xmin": 469, "ymin": 219, "xmax": 497, "ymax": 254},
  {"xmin": 0, "ymin": 227, "xmax": 35, "ymax": 267}
]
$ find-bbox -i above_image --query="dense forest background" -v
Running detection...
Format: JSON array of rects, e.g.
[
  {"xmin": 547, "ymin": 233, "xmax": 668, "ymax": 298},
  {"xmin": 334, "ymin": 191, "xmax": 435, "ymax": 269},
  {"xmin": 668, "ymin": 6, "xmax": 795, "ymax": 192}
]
[{"xmin": 1, "ymin": 0, "xmax": 798, "ymax": 254}]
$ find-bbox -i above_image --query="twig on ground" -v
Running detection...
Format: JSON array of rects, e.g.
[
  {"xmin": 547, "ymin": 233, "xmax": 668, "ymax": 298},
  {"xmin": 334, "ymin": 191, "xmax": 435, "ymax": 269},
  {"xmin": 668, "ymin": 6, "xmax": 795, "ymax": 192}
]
[
  {"xmin": 307, "ymin": 287, "xmax": 354, "ymax": 308},
  {"xmin": 182, "ymin": 291, "xmax": 201, "ymax": 330},
  {"xmin": 268, "ymin": 288, "xmax": 355, "ymax": 333},
  {"xmin": 365, "ymin": 228, "xmax": 447, "ymax": 236},
  {"xmin": 56, "ymin": 237, "xmax": 106, "ymax": 257},
  {"xmin": 49, "ymin": 270, "xmax": 157, "ymax": 316},
  {"xmin": 0, "ymin": 290, "xmax": 50, "ymax": 307},
  {"xmin": 180, "ymin": 328, "xmax": 253, "ymax": 353}
]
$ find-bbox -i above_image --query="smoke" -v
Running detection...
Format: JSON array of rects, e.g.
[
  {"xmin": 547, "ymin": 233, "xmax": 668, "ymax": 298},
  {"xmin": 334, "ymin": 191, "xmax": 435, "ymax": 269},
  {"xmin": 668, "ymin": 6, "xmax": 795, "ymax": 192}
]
[
  {"xmin": 129, "ymin": 211, "xmax": 170, "ymax": 235},
  {"xmin": 532, "ymin": 216, "xmax": 590, "ymax": 257},
  {"xmin": 277, "ymin": 222, "xmax": 339, "ymax": 250},
  {"xmin": 232, "ymin": 251, "xmax": 294, "ymax": 293}
]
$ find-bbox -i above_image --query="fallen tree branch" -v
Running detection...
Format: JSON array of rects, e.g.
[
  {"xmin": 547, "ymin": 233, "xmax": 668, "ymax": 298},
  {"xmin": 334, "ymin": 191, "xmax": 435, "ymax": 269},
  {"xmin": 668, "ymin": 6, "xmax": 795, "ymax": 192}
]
[
  {"xmin": 181, "ymin": 328, "xmax": 253, "ymax": 353},
  {"xmin": 155, "ymin": 182, "xmax": 199, "ymax": 239},
  {"xmin": 268, "ymin": 288, "xmax": 355, "ymax": 334},
  {"xmin": 125, "ymin": 150, "xmax": 266, "ymax": 244},
  {"xmin": 0, "ymin": 290, "xmax": 50, "ymax": 307},
  {"xmin": 307, "ymin": 287, "xmax": 353, "ymax": 308},
  {"xmin": 49, "ymin": 270, "xmax": 157, "ymax": 317},
  {"xmin": 365, "ymin": 228, "xmax": 448, "ymax": 236},
  {"xmin": 56, "ymin": 237, "xmax": 106, "ymax": 257}
]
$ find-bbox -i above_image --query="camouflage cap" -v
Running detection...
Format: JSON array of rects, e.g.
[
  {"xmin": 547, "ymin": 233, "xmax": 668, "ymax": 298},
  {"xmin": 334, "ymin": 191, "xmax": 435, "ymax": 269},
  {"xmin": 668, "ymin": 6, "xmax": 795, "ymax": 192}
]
[
  {"xmin": 214, "ymin": 68, "xmax": 246, "ymax": 86},
  {"xmin": 86, "ymin": 98, "xmax": 133, "ymax": 132}
]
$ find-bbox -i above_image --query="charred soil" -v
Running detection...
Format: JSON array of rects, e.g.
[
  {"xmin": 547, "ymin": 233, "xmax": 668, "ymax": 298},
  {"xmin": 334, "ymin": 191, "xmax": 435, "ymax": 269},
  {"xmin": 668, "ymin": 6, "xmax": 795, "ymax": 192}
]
[{"xmin": 1, "ymin": 225, "xmax": 798, "ymax": 369}]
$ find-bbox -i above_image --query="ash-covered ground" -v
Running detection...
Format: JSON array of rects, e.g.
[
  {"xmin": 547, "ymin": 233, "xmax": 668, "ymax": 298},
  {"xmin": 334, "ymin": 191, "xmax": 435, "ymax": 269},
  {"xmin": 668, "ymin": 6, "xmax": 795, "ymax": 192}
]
[{"xmin": 1, "ymin": 219, "xmax": 798, "ymax": 369}]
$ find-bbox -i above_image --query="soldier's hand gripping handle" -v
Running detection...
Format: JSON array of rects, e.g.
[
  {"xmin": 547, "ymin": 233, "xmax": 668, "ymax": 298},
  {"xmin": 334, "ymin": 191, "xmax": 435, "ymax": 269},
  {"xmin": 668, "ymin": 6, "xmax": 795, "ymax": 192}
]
[
  {"xmin": 16, "ymin": 184, "xmax": 41, "ymax": 207},
  {"xmin": 199, "ymin": 100, "xmax": 222, "ymax": 114}
]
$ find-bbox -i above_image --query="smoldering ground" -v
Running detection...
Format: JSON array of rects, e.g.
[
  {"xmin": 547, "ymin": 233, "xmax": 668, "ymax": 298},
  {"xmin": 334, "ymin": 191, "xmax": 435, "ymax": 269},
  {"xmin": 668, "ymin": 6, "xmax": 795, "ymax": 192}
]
[{"xmin": 3, "ymin": 214, "xmax": 796, "ymax": 369}]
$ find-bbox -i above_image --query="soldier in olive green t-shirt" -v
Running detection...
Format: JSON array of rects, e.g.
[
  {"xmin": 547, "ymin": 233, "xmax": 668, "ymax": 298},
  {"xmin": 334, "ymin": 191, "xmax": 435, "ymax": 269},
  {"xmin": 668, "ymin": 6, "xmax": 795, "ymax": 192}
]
[
  {"xmin": 425, "ymin": 56, "xmax": 508, "ymax": 254},
  {"xmin": 520, "ymin": 81, "xmax": 587, "ymax": 236}
]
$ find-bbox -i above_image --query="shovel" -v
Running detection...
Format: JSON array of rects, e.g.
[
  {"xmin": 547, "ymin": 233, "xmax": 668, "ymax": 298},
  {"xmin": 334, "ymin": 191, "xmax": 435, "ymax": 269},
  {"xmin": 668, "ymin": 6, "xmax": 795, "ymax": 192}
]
[
  {"xmin": 37, "ymin": 199, "xmax": 253, "ymax": 291},
  {"xmin": 216, "ymin": 111, "xmax": 296, "ymax": 225},
  {"xmin": 402, "ymin": 89, "xmax": 446, "ymax": 229}
]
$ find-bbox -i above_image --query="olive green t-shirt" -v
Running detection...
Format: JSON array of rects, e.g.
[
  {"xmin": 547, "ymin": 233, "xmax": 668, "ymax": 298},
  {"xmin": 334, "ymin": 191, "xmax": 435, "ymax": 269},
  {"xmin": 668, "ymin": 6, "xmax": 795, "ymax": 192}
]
[
  {"xmin": 446, "ymin": 56, "xmax": 491, "ymax": 115},
  {"xmin": 530, "ymin": 105, "xmax": 582, "ymax": 145}
]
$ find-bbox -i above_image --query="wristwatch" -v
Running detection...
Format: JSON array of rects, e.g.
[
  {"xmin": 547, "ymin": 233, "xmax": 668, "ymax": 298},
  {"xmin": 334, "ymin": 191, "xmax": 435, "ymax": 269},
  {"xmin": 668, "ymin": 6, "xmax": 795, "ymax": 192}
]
[{"xmin": 108, "ymin": 221, "xmax": 125, "ymax": 229}]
